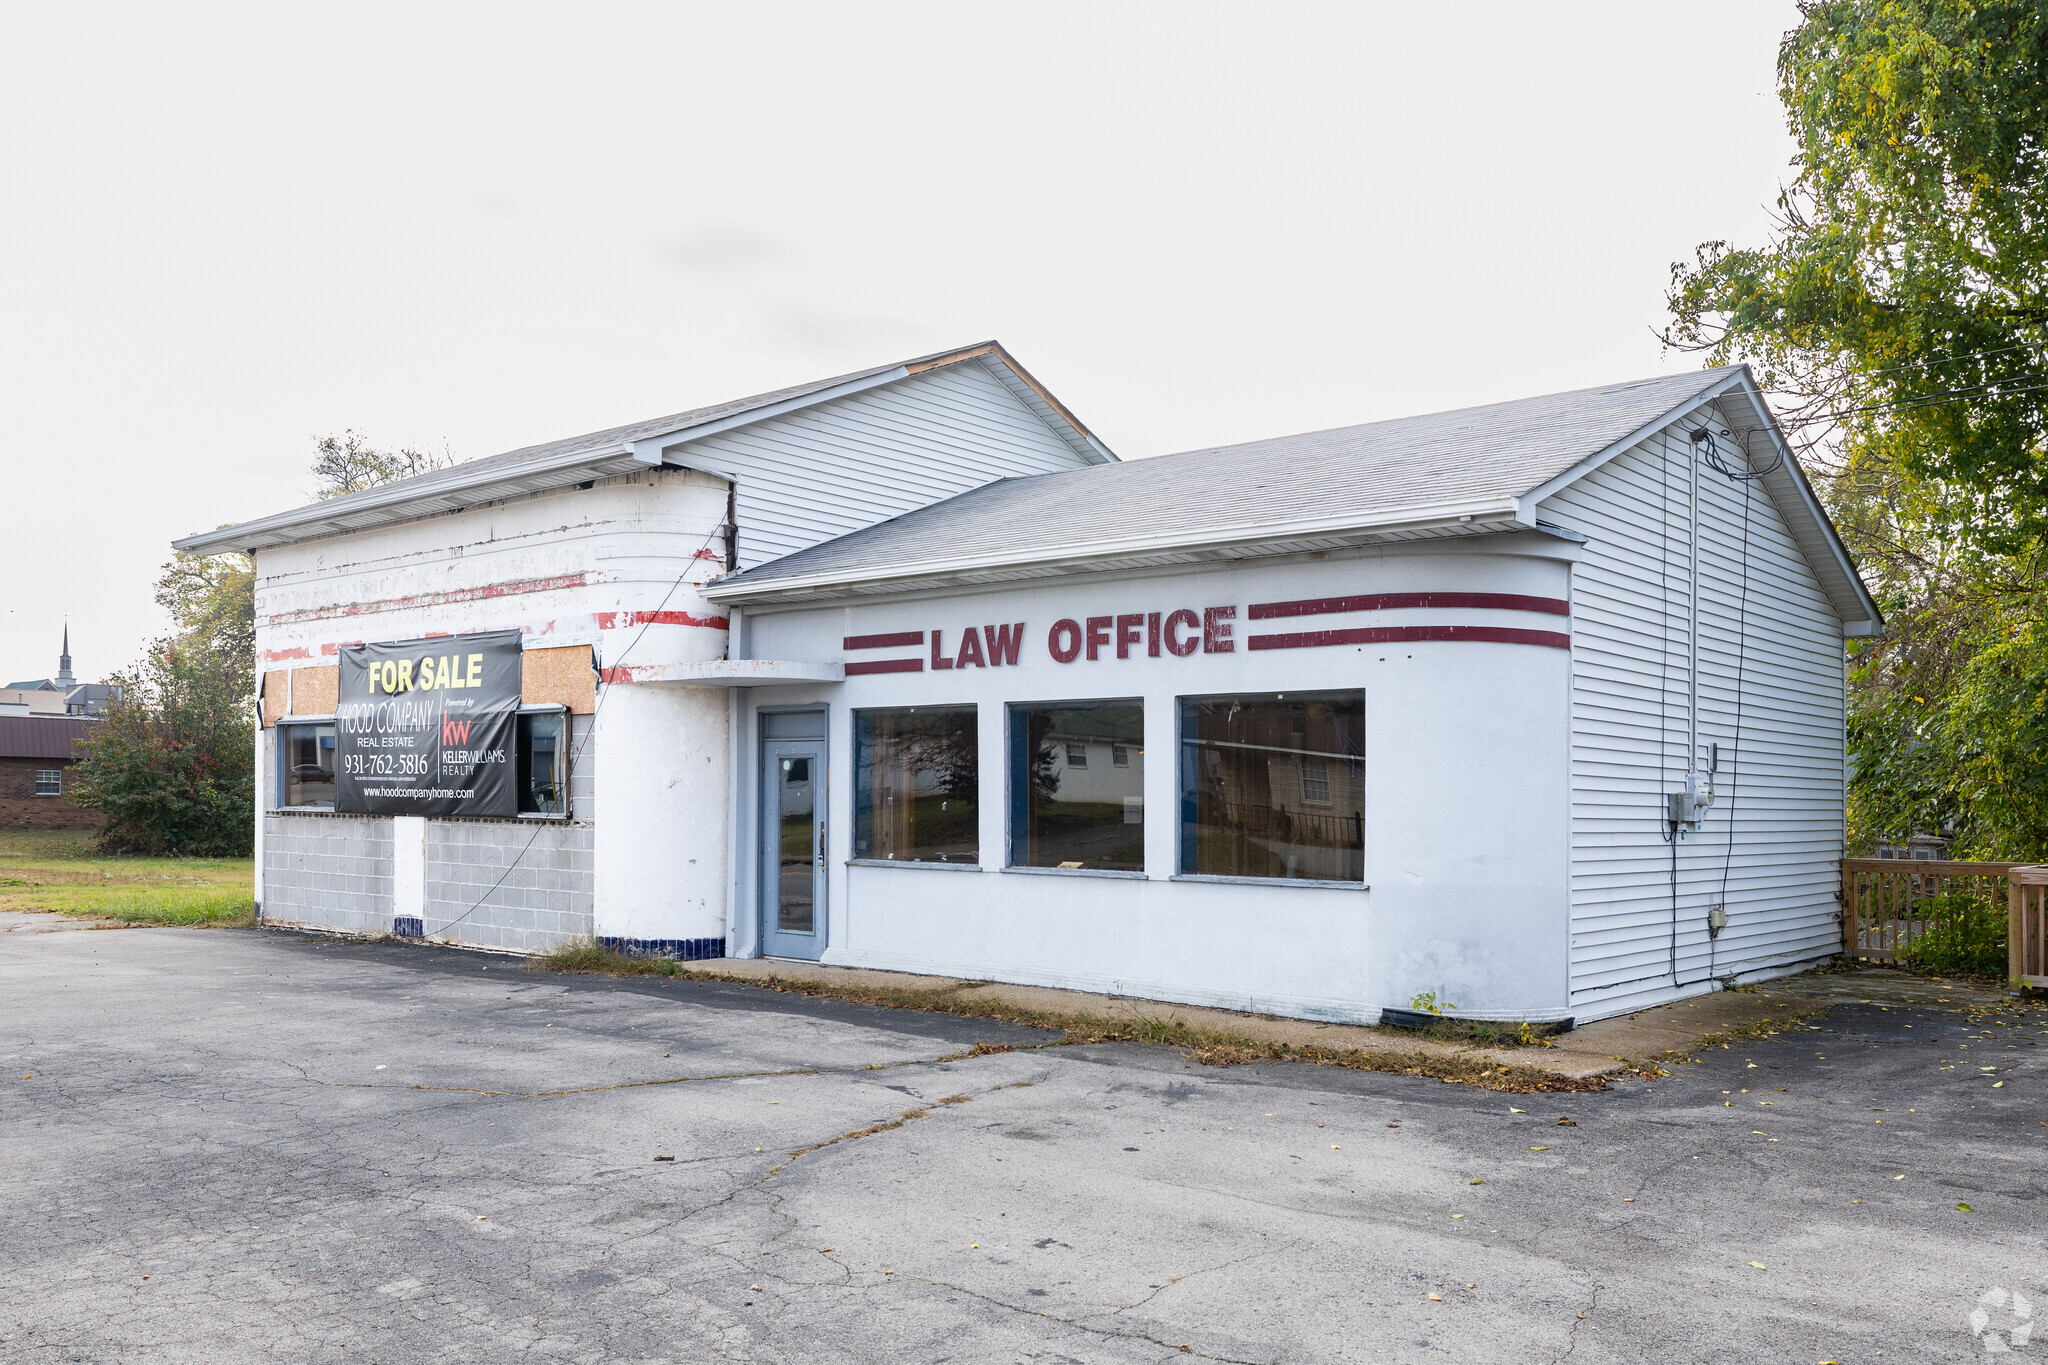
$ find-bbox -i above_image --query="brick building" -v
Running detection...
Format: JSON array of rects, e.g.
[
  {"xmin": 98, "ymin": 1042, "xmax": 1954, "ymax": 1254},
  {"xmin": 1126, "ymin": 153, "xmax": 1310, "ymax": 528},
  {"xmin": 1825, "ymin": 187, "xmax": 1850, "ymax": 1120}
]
[{"xmin": 0, "ymin": 716, "xmax": 100, "ymax": 830}]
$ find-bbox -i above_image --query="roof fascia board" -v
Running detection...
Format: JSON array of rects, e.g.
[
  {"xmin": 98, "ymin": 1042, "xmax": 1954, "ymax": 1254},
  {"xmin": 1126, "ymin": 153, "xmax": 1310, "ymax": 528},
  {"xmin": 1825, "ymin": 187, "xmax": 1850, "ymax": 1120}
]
[
  {"xmin": 1515, "ymin": 366, "xmax": 1881, "ymax": 636},
  {"xmin": 630, "ymin": 366, "xmax": 913, "ymax": 464},
  {"xmin": 171, "ymin": 445, "xmax": 648, "ymax": 553},
  {"xmin": 1514, "ymin": 369, "xmax": 1750, "ymax": 513},
  {"xmin": 705, "ymin": 498, "xmax": 1523, "ymax": 604},
  {"xmin": 1719, "ymin": 378, "xmax": 1883, "ymax": 635},
  {"xmin": 955, "ymin": 348, "xmax": 1117, "ymax": 464}
]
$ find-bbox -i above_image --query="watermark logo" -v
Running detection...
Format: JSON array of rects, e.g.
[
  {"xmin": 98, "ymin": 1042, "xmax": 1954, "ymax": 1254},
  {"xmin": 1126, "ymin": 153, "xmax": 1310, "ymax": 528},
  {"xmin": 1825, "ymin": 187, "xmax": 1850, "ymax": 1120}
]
[{"xmin": 1971, "ymin": 1286, "xmax": 2034, "ymax": 1353}]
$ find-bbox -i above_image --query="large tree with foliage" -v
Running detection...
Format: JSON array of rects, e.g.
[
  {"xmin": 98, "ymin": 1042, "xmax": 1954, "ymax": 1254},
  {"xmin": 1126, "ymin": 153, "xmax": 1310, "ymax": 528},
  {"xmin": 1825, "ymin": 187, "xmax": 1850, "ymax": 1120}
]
[
  {"xmin": 1666, "ymin": 0, "xmax": 2048, "ymax": 863},
  {"xmin": 72, "ymin": 551, "xmax": 258, "ymax": 855},
  {"xmin": 72, "ymin": 431, "xmax": 453, "ymax": 854}
]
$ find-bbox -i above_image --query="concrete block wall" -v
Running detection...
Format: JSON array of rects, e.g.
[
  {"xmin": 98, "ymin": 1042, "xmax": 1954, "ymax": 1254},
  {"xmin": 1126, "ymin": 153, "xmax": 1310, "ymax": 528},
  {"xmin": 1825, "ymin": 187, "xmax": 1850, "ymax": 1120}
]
[
  {"xmin": 260, "ymin": 814, "xmax": 396, "ymax": 933},
  {"xmin": 424, "ymin": 714, "xmax": 596, "ymax": 952},
  {"xmin": 263, "ymin": 716, "xmax": 597, "ymax": 952},
  {"xmin": 424, "ymin": 820, "xmax": 594, "ymax": 953}
]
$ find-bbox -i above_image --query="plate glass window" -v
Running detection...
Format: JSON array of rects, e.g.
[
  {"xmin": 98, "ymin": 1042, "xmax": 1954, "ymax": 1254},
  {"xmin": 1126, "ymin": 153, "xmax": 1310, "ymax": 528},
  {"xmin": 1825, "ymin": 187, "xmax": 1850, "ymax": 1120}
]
[
  {"xmin": 778, "ymin": 755, "xmax": 815, "ymax": 931},
  {"xmin": 852, "ymin": 706, "xmax": 978, "ymax": 863},
  {"xmin": 1009, "ymin": 701, "xmax": 1144, "ymax": 871},
  {"xmin": 518, "ymin": 710, "xmax": 568, "ymax": 815},
  {"xmin": 281, "ymin": 722, "xmax": 336, "ymax": 807},
  {"xmin": 35, "ymin": 769, "xmax": 60, "ymax": 796},
  {"xmin": 1179, "ymin": 692, "xmax": 1363, "ymax": 881}
]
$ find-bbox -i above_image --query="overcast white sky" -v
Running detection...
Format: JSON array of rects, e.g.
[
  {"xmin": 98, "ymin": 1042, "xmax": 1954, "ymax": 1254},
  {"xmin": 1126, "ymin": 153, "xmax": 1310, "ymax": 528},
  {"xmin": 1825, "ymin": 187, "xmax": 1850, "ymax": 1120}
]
[{"xmin": 1, "ymin": 2, "xmax": 1802, "ymax": 686}]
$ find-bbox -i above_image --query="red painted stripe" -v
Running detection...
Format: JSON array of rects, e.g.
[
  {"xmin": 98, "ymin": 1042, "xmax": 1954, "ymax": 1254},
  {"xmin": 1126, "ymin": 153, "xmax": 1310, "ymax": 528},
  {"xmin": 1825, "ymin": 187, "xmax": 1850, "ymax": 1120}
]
[
  {"xmin": 1248, "ymin": 592, "xmax": 1570, "ymax": 620},
  {"xmin": 593, "ymin": 609, "xmax": 729, "ymax": 630},
  {"xmin": 845, "ymin": 657, "xmax": 925, "ymax": 676},
  {"xmin": 844, "ymin": 631, "xmax": 925, "ymax": 651},
  {"xmin": 259, "ymin": 572, "xmax": 595, "ymax": 627},
  {"xmin": 1248, "ymin": 625, "xmax": 1571, "ymax": 652}
]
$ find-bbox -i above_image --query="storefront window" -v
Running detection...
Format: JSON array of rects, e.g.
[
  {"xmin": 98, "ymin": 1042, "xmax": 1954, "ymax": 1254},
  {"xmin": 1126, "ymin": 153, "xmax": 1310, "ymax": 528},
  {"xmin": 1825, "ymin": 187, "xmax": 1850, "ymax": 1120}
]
[
  {"xmin": 1178, "ymin": 692, "xmax": 1364, "ymax": 882},
  {"xmin": 1009, "ymin": 700, "xmax": 1144, "ymax": 871},
  {"xmin": 853, "ymin": 706, "xmax": 979, "ymax": 863},
  {"xmin": 519, "ymin": 710, "xmax": 568, "ymax": 816},
  {"xmin": 280, "ymin": 722, "xmax": 336, "ymax": 807}
]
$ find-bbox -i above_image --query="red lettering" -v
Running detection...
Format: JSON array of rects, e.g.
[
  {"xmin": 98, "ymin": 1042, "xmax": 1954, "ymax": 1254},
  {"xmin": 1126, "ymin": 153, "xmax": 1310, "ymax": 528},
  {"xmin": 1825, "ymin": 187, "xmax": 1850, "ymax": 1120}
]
[
  {"xmin": 1163, "ymin": 609, "xmax": 1200, "ymax": 657},
  {"xmin": 1085, "ymin": 616, "xmax": 1112, "ymax": 661},
  {"xmin": 1049, "ymin": 619, "xmax": 1083, "ymax": 663},
  {"xmin": 931, "ymin": 629, "xmax": 954, "ymax": 670},
  {"xmin": 1147, "ymin": 611, "xmax": 1161, "ymax": 658},
  {"xmin": 1203, "ymin": 605, "xmax": 1236, "ymax": 654},
  {"xmin": 955, "ymin": 627, "xmax": 986, "ymax": 669},
  {"xmin": 1115, "ymin": 613, "xmax": 1143, "ymax": 660},
  {"xmin": 985, "ymin": 623, "xmax": 1024, "ymax": 667}
]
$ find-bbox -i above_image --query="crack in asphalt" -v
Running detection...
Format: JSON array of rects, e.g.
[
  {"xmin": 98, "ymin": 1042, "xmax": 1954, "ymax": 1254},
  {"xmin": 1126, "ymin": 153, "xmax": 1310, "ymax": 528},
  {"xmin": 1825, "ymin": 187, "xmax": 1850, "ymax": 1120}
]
[
  {"xmin": 895, "ymin": 1268, "xmax": 1273, "ymax": 1365},
  {"xmin": 275, "ymin": 1042, "xmax": 1033, "ymax": 1103},
  {"xmin": 1552, "ymin": 1277, "xmax": 1601, "ymax": 1363}
]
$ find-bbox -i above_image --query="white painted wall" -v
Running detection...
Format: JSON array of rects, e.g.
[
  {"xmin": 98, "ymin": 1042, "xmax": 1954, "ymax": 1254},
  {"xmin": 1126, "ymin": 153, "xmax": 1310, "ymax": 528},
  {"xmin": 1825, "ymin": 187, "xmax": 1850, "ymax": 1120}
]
[
  {"xmin": 592, "ymin": 681, "xmax": 730, "ymax": 947},
  {"xmin": 254, "ymin": 467, "xmax": 734, "ymax": 682},
  {"xmin": 1541, "ymin": 405, "xmax": 1849, "ymax": 1021},
  {"xmin": 735, "ymin": 535, "xmax": 1579, "ymax": 1023},
  {"xmin": 392, "ymin": 816, "xmax": 426, "ymax": 922}
]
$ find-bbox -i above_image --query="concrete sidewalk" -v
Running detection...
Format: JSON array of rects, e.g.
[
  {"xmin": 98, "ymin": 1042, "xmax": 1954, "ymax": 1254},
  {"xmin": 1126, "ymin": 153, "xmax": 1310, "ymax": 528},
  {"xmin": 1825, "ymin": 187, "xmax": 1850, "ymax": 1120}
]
[{"xmin": 680, "ymin": 957, "xmax": 1857, "ymax": 1080}]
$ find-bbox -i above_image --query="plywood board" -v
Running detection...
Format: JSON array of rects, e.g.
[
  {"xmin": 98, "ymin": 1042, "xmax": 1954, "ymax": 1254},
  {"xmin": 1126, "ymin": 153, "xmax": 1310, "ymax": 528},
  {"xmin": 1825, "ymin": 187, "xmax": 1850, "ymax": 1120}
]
[
  {"xmin": 522, "ymin": 645, "xmax": 596, "ymax": 714},
  {"xmin": 261, "ymin": 670, "xmax": 289, "ymax": 728},
  {"xmin": 291, "ymin": 665, "xmax": 339, "ymax": 717}
]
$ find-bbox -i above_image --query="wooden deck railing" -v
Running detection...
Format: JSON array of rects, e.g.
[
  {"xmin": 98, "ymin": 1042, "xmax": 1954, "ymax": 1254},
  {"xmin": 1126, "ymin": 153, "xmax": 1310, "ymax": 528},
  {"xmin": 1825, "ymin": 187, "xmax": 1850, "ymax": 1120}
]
[
  {"xmin": 2012, "ymin": 866, "xmax": 2048, "ymax": 988},
  {"xmin": 1840, "ymin": 858, "xmax": 2017, "ymax": 964}
]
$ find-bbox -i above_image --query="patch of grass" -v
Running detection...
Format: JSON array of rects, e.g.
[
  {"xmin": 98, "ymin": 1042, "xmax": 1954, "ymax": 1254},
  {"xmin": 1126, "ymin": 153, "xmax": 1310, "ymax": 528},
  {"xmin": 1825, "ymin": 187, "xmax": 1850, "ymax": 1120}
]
[
  {"xmin": 0, "ymin": 828, "xmax": 254, "ymax": 927},
  {"xmin": 527, "ymin": 937, "xmax": 1607, "ymax": 1093},
  {"xmin": 1401, "ymin": 1017, "xmax": 1560, "ymax": 1049}
]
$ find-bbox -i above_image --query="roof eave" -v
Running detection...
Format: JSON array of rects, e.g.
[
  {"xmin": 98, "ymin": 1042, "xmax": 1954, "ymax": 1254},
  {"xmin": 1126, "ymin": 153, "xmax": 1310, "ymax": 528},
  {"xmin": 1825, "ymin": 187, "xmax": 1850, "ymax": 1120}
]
[
  {"xmin": 174, "ymin": 341, "xmax": 1112, "ymax": 556},
  {"xmin": 171, "ymin": 443, "xmax": 654, "ymax": 555},
  {"xmin": 704, "ymin": 498, "xmax": 1524, "ymax": 605},
  {"xmin": 1518, "ymin": 365, "xmax": 1883, "ymax": 637}
]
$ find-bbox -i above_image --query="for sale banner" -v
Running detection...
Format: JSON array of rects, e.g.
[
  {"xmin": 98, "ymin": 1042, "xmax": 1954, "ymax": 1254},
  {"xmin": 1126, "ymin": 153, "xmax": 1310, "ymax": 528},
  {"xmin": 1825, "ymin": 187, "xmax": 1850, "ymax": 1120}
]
[{"xmin": 334, "ymin": 629, "xmax": 522, "ymax": 817}]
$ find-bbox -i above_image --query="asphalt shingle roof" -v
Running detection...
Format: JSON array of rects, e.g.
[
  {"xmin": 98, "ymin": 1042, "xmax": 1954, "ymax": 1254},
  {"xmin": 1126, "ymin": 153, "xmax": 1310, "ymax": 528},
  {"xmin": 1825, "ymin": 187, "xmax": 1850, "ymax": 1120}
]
[{"xmin": 719, "ymin": 367, "xmax": 1740, "ymax": 588}]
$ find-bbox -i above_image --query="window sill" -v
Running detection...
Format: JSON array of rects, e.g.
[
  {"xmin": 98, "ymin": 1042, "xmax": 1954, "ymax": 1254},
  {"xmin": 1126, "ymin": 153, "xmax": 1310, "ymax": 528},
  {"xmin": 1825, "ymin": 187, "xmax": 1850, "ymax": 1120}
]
[
  {"xmin": 847, "ymin": 858, "xmax": 983, "ymax": 873},
  {"xmin": 274, "ymin": 805, "xmax": 341, "ymax": 815},
  {"xmin": 1003, "ymin": 864, "xmax": 1148, "ymax": 881},
  {"xmin": 1170, "ymin": 874, "xmax": 1369, "ymax": 890},
  {"xmin": 518, "ymin": 811, "xmax": 571, "ymax": 822}
]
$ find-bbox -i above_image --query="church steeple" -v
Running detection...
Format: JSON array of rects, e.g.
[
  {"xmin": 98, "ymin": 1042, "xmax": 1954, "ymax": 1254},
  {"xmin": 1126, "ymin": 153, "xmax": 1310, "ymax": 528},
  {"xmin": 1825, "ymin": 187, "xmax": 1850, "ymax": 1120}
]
[{"xmin": 55, "ymin": 623, "xmax": 74, "ymax": 690}]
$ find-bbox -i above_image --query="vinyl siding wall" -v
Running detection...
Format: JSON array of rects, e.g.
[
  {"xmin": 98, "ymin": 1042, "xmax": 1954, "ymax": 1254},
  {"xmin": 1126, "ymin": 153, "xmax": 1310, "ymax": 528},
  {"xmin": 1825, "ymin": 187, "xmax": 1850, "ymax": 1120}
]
[
  {"xmin": 1543, "ymin": 408, "xmax": 1847, "ymax": 1020},
  {"xmin": 681, "ymin": 357, "xmax": 1099, "ymax": 571}
]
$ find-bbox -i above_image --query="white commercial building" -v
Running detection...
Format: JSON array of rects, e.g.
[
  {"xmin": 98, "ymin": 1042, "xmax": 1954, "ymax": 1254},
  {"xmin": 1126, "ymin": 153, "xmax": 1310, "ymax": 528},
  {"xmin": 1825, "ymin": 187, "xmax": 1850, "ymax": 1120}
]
[{"xmin": 178, "ymin": 344, "xmax": 1878, "ymax": 1025}]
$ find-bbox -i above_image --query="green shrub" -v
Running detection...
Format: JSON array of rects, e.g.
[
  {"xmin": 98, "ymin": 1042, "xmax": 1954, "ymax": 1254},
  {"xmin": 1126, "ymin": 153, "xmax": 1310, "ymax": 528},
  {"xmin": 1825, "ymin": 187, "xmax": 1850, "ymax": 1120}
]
[
  {"xmin": 1899, "ymin": 886, "xmax": 2008, "ymax": 978},
  {"xmin": 70, "ymin": 639, "xmax": 253, "ymax": 858}
]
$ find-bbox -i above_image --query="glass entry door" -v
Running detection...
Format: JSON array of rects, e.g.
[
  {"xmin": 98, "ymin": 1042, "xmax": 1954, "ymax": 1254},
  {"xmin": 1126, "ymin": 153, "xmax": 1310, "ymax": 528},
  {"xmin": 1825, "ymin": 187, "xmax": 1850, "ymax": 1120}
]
[{"xmin": 761, "ymin": 737, "xmax": 826, "ymax": 959}]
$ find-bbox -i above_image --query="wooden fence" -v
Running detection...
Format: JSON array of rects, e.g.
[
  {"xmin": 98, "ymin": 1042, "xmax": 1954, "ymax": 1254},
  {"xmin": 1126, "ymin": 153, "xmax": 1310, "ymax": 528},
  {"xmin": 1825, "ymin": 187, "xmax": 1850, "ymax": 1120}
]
[
  {"xmin": 1841, "ymin": 858, "xmax": 2048, "ymax": 986},
  {"xmin": 2012, "ymin": 866, "xmax": 2048, "ymax": 988}
]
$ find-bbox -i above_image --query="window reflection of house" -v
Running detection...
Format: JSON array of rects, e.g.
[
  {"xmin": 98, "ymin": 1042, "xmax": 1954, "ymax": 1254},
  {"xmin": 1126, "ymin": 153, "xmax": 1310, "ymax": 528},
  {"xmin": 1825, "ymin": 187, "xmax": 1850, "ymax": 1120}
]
[
  {"xmin": 1011, "ymin": 702, "xmax": 1145, "ymax": 870},
  {"xmin": 854, "ymin": 708, "xmax": 978, "ymax": 864},
  {"xmin": 1181, "ymin": 694, "xmax": 1364, "ymax": 883}
]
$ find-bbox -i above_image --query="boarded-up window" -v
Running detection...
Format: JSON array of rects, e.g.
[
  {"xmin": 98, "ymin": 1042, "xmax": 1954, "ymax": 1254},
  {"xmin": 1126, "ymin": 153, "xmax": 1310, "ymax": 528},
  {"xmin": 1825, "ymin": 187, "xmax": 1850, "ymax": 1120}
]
[{"xmin": 521, "ymin": 645, "xmax": 596, "ymax": 714}]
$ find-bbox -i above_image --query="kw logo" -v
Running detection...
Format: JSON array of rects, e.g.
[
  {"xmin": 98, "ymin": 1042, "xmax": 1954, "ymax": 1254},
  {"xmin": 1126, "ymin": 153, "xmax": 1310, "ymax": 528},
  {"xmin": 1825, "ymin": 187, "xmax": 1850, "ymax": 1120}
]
[{"xmin": 441, "ymin": 717, "xmax": 473, "ymax": 746}]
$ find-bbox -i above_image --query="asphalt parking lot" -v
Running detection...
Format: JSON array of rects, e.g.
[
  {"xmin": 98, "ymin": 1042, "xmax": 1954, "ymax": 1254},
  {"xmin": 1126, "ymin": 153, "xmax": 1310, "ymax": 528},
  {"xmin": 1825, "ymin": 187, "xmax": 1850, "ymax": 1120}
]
[{"xmin": 3, "ymin": 918, "xmax": 2043, "ymax": 1364}]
